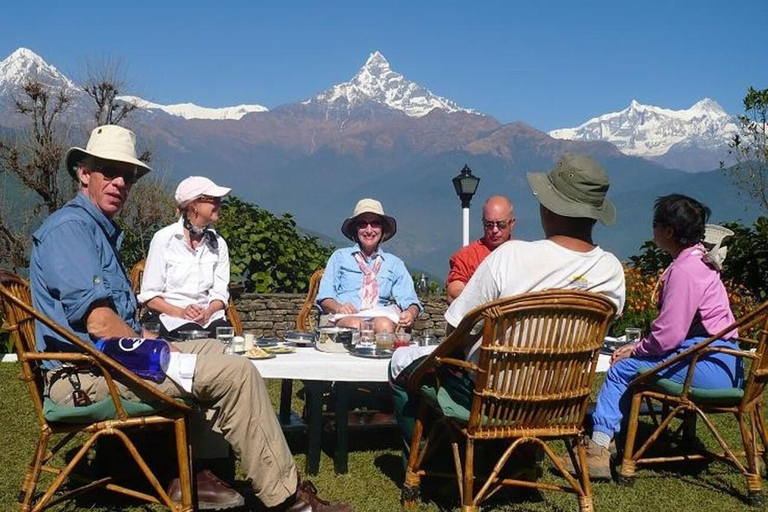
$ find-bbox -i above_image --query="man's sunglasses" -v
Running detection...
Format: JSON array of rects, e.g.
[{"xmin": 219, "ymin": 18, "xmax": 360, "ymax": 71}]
[
  {"xmin": 93, "ymin": 165, "xmax": 139, "ymax": 185},
  {"xmin": 357, "ymin": 219, "xmax": 382, "ymax": 229},
  {"xmin": 482, "ymin": 219, "xmax": 513, "ymax": 230}
]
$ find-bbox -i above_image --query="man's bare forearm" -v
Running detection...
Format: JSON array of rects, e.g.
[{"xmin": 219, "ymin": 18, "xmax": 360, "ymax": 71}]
[{"xmin": 86, "ymin": 302, "xmax": 138, "ymax": 339}]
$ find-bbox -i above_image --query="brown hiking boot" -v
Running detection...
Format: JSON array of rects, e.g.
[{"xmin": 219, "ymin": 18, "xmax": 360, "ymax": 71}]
[
  {"xmin": 167, "ymin": 469, "xmax": 245, "ymax": 510},
  {"xmin": 285, "ymin": 480, "xmax": 353, "ymax": 512},
  {"xmin": 559, "ymin": 438, "xmax": 612, "ymax": 480}
]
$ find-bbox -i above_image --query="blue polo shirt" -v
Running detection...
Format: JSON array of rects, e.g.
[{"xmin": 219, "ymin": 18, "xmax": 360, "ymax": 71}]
[{"xmin": 30, "ymin": 192, "xmax": 139, "ymax": 369}]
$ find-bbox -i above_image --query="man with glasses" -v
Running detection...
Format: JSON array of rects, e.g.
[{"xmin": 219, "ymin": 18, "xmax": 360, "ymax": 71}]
[
  {"xmin": 445, "ymin": 195, "xmax": 515, "ymax": 303},
  {"xmin": 30, "ymin": 125, "xmax": 352, "ymax": 512}
]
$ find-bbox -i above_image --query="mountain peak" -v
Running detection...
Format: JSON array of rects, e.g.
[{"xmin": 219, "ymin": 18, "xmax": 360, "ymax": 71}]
[
  {"xmin": 363, "ymin": 51, "xmax": 389, "ymax": 70},
  {"xmin": 305, "ymin": 52, "xmax": 479, "ymax": 118},
  {"xmin": 0, "ymin": 47, "xmax": 78, "ymax": 93},
  {"xmin": 691, "ymin": 97, "xmax": 725, "ymax": 115}
]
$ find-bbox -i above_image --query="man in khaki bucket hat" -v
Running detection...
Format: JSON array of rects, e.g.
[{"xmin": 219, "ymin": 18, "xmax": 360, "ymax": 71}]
[
  {"xmin": 31, "ymin": 125, "xmax": 353, "ymax": 512},
  {"xmin": 391, "ymin": 154, "xmax": 626, "ymax": 477}
]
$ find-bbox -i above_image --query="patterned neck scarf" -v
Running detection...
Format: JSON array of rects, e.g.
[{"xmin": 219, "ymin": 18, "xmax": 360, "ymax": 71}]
[
  {"xmin": 183, "ymin": 214, "xmax": 218, "ymax": 250},
  {"xmin": 353, "ymin": 251, "xmax": 382, "ymax": 310}
]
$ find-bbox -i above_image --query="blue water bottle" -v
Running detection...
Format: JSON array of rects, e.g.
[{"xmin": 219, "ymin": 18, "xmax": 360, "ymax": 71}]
[{"xmin": 95, "ymin": 337, "xmax": 171, "ymax": 383}]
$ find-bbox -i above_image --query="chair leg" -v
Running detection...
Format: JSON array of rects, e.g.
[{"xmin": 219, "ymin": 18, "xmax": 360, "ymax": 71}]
[
  {"xmin": 619, "ymin": 392, "xmax": 643, "ymax": 482},
  {"xmin": 19, "ymin": 430, "xmax": 50, "ymax": 512},
  {"xmin": 740, "ymin": 412, "xmax": 764, "ymax": 506},
  {"xmin": 174, "ymin": 418, "xmax": 194, "ymax": 512},
  {"xmin": 460, "ymin": 438, "xmax": 477, "ymax": 512},
  {"xmin": 754, "ymin": 404, "xmax": 768, "ymax": 474},
  {"xmin": 576, "ymin": 441, "xmax": 595, "ymax": 512},
  {"xmin": 402, "ymin": 402, "xmax": 426, "ymax": 508}
]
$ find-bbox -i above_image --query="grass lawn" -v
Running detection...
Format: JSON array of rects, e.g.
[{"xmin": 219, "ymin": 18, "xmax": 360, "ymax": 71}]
[{"xmin": 0, "ymin": 362, "xmax": 764, "ymax": 512}]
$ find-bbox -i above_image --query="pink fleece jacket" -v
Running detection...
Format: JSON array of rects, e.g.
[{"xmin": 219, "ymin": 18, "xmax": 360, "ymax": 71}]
[{"xmin": 633, "ymin": 244, "xmax": 737, "ymax": 357}]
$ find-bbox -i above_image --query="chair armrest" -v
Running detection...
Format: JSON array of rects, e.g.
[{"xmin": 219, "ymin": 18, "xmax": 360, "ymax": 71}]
[
  {"xmin": 406, "ymin": 302, "xmax": 487, "ymax": 394},
  {"xmin": 1, "ymin": 289, "xmax": 192, "ymax": 414},
  {"xmin": 629, "ymin": 343, "xmax": 750, "ymax": 391}
]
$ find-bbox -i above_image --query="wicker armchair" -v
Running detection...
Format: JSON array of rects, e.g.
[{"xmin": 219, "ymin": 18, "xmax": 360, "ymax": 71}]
[
  {"xmin": 620, "ymin": 301, "xmax": 768, "ymax": 505},
  {"xmin": 296, "ymin": 269, "xmax": 324, "ymax": 332},
  {"xmin": 0, "ymin": 270, "xmax": 194, "ymax": 512},
  {"xmin": 402, "ymin": 290, "xmax": 616, "ymax": 512},
  {"xmin": 129, "ymin": 258, "xmax": 243, "ymax": 336}
]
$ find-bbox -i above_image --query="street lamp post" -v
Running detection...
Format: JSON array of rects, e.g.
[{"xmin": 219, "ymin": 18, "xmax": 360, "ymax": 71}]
[{"xmin": 452, "ymin": 164, "xmax": 481, "ymax": 247}]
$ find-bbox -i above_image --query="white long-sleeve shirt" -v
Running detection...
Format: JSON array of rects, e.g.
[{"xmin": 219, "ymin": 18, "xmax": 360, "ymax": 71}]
[{"xmin": 138, "ymin": 217, "xmax": 230, "ymax": 313}]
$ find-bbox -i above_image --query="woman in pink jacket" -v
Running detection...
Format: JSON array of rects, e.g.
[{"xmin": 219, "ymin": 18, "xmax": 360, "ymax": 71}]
[{"xmin": 566, "ymin": 193, "xmax": 742, "ymax": 479}]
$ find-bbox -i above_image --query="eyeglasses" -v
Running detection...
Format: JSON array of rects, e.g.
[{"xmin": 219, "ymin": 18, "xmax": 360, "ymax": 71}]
[
  {"xmin": 482, "ymin": 219, "xmax": 513, "ymax": 230},
  {"xmin": 92, "ymin": 165, "xmax": 139, "ymax": 185},
  {"xmin": 197, "ymin": 195, "xmax": 222, "ymax": 205},
  {"xmin": 357, "ymin": 219, "xmax": 382, "ymax": 229}
]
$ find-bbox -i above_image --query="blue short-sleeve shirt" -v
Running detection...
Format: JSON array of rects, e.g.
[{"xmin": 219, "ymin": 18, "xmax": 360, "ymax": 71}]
[{"xmin": 30, "ymin": 192, "xmax": 138, "ymax": 368}]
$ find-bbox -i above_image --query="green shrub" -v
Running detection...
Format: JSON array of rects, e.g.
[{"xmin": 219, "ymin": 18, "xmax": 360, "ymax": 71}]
[{"xmin": 217, "ymin": 197, "xmax": 334, "ymax": 293}]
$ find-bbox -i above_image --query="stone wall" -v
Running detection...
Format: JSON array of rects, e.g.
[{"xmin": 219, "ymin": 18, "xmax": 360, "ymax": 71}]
[{"xmin": 234, "ymin": 293, "xmax": 449, "ymax": 338}]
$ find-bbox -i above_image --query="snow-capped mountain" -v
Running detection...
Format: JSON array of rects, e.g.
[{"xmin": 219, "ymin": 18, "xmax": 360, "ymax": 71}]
[
  {"xmin": 118, "ymin": 95, "xmax": 268, "ymax": 120},
  {"xmin": 0, "ymin": 48, "xmax": 268, "ymax": 122},
  {"xmin": 0, "ymin": 47, "xmax": 80, "ymax": 95},
  {"xmin": 301, "ymin": 51, "xmax": 479, "ymax": 118},
  {"xmin": 548, "ymin": 99, "xmax": 740, "ymax": 171}
]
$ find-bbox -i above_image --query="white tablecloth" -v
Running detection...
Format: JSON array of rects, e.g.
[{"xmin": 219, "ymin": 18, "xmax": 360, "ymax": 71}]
[
  {"xmin": 250, "ymin": 346, "xmax": 391, "ymax": 382},
  {"xmin": 249, "ymin": 345, "xmax": 611, "ymax": 382}
]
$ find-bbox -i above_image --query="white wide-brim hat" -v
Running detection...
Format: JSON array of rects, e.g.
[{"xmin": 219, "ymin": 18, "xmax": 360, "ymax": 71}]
[
  {"xmin": 175, "ymin": 176, "xmax": 231, "ymax": 206},
  {"xmin": 64, "ymin": 125, "xmax": 152, "ymax": 181},
  {"xmin": 341, "ymin": 198, "xmax": 397, "ymax": 242},
  {"xmin": 702, "ymin": 223, "xmax": 735, "ymax": 271}
]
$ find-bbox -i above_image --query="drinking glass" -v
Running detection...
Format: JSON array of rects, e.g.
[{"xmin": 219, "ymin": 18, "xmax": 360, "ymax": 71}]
[
  {"xmin": 393, "ymin": 332, "xmax": 411, "ymax": 349},
  {"xmin": 375, "ymin": 332, "xmax": 394, "ymax": 351},
  {"xmin": 244, "ymin": 333, "xmax": 256, "ymax": 351},
  {"xmin": 217, "ymin": 326, "xmax": 235, "ymax": 354},
  {"xmin": 420, "ymin": 328, "xmax": 438, "ymax": 346},
  {"xmin": 359, "ymin": 319, "xmax": 375, "ymax": 348},
  {"xmin": 142, "ymin": 322, "xmax": 160, "ymax": 339},
  {"xmin": 625, "ymin": 327, "xmax": 642, "ymax": 343}
]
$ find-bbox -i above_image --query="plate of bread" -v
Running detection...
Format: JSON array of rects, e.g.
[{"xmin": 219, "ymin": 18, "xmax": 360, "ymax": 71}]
[{"xmin": 244, "ymin": 347, "xmax": 276, "ymax": 360}]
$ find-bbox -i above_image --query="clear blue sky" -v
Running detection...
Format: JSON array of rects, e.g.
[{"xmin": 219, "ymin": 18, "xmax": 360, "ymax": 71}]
[{"xmin": 2, "ymin": 0, "xmax": 766, "ymax": 131}]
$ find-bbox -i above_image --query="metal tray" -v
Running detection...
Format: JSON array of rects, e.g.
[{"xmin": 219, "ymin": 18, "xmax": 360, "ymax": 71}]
[
  {"xmin": 176, "ymin": 329, "xmax": 210, "ymax": 341},
  {"xmin": 283, "ymin": 331, "xmax": 315, "ymax": 345},
  {"xmin": 350, "ymin": 347, "xmax": 394, "ymax": 359}
]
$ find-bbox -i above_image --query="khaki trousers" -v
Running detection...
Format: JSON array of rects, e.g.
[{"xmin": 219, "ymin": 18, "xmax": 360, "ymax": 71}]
[{"xmin": 48, "ymin": 339, "xmax": 298, "ymax": 507}]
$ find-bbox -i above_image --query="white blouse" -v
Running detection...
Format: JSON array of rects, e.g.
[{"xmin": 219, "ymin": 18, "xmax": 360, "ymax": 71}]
[{"xmin": 138, "ymin": 217, "xmax": 230, "ymax": 316}]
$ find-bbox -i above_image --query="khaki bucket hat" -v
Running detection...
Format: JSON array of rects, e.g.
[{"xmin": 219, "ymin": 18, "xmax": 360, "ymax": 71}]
[
  {"xmin": 527, "ymin": 154, "xmax": 616, "ymax": 225},
  {"xmin": 64, "ymin": 125, "xmax": 152, "ymax": 181},
  {"xmin": 341, "ymin": 198, "xmax": 397, "ymax": 242}
]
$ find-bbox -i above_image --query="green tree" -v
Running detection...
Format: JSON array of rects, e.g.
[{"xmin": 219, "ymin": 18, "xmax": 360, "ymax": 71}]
[
  {"xmin": 117, "ymin": 179, "xmax": 177, "ymax": 270},
  {"xmin": 722, "ymin": 87, "xmax": 768, "ymax": 212},
  {"xmin": 0, "ymin": 80, "xmax": 74, "ymax": 270},
  {"xmin": 719, "ymin": 217, "xmax": 768, "ymax": 301},
  {"xmin": 216, "ymin": 196, "xmax": 334, "ymax": 293}
]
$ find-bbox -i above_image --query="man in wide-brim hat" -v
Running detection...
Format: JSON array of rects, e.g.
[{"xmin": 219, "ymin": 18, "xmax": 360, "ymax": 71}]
[{"xmin": 30, "ymin": 125, "xmax": 352, "ymax": 512}]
